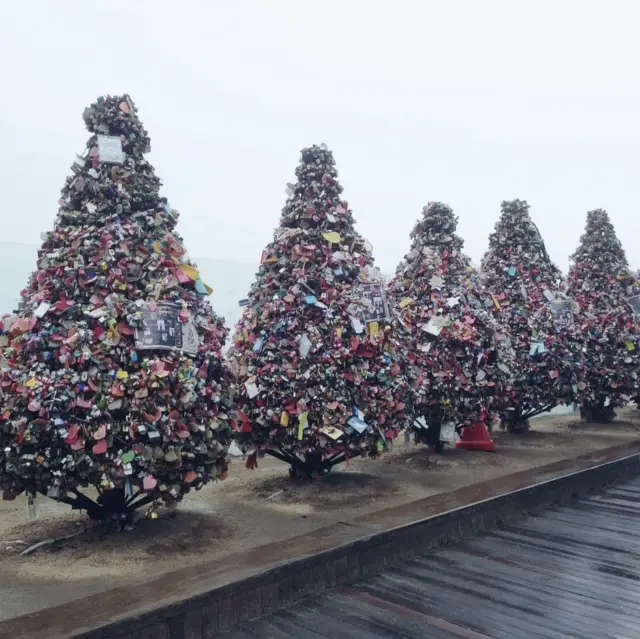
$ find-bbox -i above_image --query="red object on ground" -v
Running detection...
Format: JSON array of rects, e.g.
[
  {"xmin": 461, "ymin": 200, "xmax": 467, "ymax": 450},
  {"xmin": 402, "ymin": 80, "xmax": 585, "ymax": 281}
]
[{"xmin": 456, "ymin": 422, "xmax": 496, "ymax": 452}]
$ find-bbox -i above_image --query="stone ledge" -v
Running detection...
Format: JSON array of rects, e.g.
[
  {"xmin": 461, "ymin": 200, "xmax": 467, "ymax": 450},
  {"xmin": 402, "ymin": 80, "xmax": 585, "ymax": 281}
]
[{"xmin": 3, "ymin": 441, "xmax": 640, "ymax": 639}]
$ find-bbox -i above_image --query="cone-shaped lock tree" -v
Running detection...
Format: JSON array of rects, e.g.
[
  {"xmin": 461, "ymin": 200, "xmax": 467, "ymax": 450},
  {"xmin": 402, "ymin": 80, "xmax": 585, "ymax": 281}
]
[
  {"xmin": 229, "ymin": 144, "xmax": 409, "ymax": 479},
  {"xmin": 636, "ymin": 270, "xmax": 640, "ymax": 410},
  {"xmin": 388, "ymin": 202, "xmax": 515, "ymax": 451},
  {"xmin": 0, "ymin": 95, "xmax": 233, "ymax": 526},
  {"xmin": 567, "ymin": 209, "xmax": 640, "ymax": 422},
  {"xmin": 480, "ymin": 200, "xmax": 581, "ymax": 432}
]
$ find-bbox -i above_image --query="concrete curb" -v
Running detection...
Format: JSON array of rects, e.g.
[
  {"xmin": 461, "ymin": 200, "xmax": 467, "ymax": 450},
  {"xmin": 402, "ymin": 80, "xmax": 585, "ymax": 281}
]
[{"xmin": 4, "ymin": 449, "xmax": 640, "ymax": 639}]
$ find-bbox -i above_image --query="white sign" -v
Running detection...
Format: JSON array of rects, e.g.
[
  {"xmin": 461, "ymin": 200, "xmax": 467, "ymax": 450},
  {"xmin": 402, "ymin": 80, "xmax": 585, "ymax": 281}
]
[
  {"xmin": 549, "ymin": 299, "xmax": 574, "ymax": 329},
  {"xmin": 353, "ymin": 281, "xmax": 390, "ymax": 323},
  {"xmin": 97, "ymin": 135, "xmax": 125, "ymax": 164},
  {"xmin": 134, "ymin": 302, "xmax": 199, "ymax": 356},
  {"xmin": 440, "ymin": 422, "xmax": 457, "ymax": 443}
]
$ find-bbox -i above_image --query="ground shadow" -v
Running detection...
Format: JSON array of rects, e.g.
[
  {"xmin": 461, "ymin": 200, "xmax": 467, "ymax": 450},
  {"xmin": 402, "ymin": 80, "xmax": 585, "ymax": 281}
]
[
  {"xmin": 567, "ymin": 419, "xmax": 640, "ymax": 432},
  {"xmin": 1, "ymin": 508, "xmax": 234, "ymax": 560},
  {"xmin": 386, "ymin": 445, "xmax": 511, "ymax": 472},
  {"xmin": 244, "ymin": 470, "xmax": 399, "ymax": 510}
]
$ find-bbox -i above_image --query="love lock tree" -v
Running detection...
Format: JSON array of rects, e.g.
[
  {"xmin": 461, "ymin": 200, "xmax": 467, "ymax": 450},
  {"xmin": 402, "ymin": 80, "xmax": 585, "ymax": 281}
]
[
  {"xmin": 228, "ymin": 144, "xmax": 409, "ymax": 480},
  {"xmin": 388, "ymin": 202, "xmax": 515, "ymax": 452},
  {"xmin": 636, "ymin": 270, "xmax": 640, "ymax": 411},
  {"xmin": 0, "ymin": 95, "xmax": 233, "ymax": 528},
  {"xmin": 567, "ymin": 209, "xmax": 640, "ymax": 422},
  {"xmin": 480, "ymin": 200, "xmax": 581, "ymax": 432}
]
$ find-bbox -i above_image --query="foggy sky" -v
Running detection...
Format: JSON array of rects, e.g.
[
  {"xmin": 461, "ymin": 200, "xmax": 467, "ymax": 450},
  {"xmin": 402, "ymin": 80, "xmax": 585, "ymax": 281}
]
[{"xmin": 1, "ymin": 0, "xmax": 638, "ymax": 286}]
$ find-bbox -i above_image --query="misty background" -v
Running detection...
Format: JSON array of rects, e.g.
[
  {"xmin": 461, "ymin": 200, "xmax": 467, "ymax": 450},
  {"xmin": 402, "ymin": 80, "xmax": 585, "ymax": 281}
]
[{"xmin": 0, "ymin": 0, "xmax": 638, "ymax": 342}]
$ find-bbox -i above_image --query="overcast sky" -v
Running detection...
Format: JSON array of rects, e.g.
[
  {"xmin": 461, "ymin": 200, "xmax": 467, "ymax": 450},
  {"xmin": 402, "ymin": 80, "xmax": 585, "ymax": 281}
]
[{"xmin": 1, "ymin": 0, "xmax": 639, "ymax": 283}]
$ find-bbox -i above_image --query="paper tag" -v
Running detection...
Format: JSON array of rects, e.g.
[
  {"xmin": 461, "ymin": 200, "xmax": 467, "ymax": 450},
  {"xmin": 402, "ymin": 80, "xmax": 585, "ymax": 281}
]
[
  {"xmin": 228, "ymin": 441, "xmax": 244, "ymax": 457},
  {"xmin": 423, "ymin": 323, "xmax": 441, "ymax": 336},
  {"xmin": 298, "ymin": 412, "xmax": 309, "ymax": 440},
  {"xmin": 414, "ymin": 417, "xmax": 427, "ymax": 430},
  {"xmin": 322, "ymin": 231, "xmax": 342, "ymax": 244},
  {"xmin": 320, "ymin": 426, "xmax": 343, "ymax": 440},
  {"xmin": 529, "ymin": 341, "xmax": 546, "ymax": 356},
  {"xmin": 350, "ymin": 315, "xmax": 365, "ymax": 334},
  {"xmin": 253, "ymin": 337, "xmax": 265, "ymax": 353},
  {"xmin": 423, "ymin": 317, "xmax": 447, "ymax": 336},
  {"xmin": 34, "ymin": 302, "xmax": 51, "ymax": 319},
  {"xmin": 299, "ymin": 333, "xmax": 312, "ymax": 358},
  {"xmin": 245, "ymin": 381, "xmax": 259, "ymax": 398},
  {"xmin": 178, "ymin": 263, "xmax": 199, "ymax": 281},
  {"xmin": 440, "ymin": 422, "xmax": 456, "ymax": 443},
  {"xmin": 347, "ymin": 416, "xmax": 368, "ymax": 433}
]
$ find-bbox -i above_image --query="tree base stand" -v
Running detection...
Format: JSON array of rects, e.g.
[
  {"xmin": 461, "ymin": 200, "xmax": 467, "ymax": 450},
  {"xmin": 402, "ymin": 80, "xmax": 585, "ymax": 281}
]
[
  {"xmin": 266, "ymin": 449, "xmax": 347, "ymax": 481},
  {"xmin": 50, "ymin": 486, "xmax": 157, "ymax": 529},
  {"xmin": 413, "ymin": 428, "xmax": 444, "ymax": 453},
  {"xmin": 500, "ymin": 405, "xmax": 551, "ymax": 434},
  {"xmin": 581, "ymin": 403, "xmax": 617, "ymax": 424},
  {"xmin": 413, "ymin": 416, "xmax": 444, "ymax": 453},
  {"xmin": 500, "ymin": 419, "xmax": 530, "ymax": 434}
]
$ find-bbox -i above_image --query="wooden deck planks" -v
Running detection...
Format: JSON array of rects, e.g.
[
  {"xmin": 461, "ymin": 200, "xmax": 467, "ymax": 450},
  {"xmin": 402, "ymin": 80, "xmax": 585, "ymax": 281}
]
[{"xmin": 220, "ymin": 475, "xmax": 640, "ymax": 638}]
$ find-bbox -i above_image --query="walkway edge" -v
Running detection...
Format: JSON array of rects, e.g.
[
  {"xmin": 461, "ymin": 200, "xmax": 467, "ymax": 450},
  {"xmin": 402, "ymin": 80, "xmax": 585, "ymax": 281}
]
[{"xmin": 4, "ymin": 449, "xmax": 640, "ymax": 639}]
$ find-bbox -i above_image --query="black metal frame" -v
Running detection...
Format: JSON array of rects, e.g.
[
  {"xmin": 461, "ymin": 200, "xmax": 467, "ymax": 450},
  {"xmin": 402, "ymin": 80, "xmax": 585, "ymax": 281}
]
[
  {"xmin": 412, "ymin": 417, "xmax": 445, "ymax": 452},
  {"xmin": 409, "ymin": 404, "xmax": 449, "ymax": 453},
  {"xmin": 501, "ymin": 403, "xmax": 553, "ymax": 433},
  {"xmin": 44, "ymin": 486, "xmax": 157, "ymax": 526},
  {"xmin": 580, "ymin": 397, "xmax": 617, "ymax": 424},
  {"xmin": 266, "ymin": 447, "xmax": 347, "ymax": 480}
]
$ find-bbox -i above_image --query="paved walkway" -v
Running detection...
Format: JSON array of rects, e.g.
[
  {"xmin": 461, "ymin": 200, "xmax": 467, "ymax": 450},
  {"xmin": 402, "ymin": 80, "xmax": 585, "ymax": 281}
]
[{"xmin": 221, "ymin": 476, "xmax": 640, "ymax": 638}]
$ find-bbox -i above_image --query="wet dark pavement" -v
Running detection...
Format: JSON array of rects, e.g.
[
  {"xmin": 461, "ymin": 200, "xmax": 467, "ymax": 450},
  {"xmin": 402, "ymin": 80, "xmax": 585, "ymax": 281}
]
[{"xmin": 220, "ymin": 474, "xmax": 640, "ymax": 638}]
